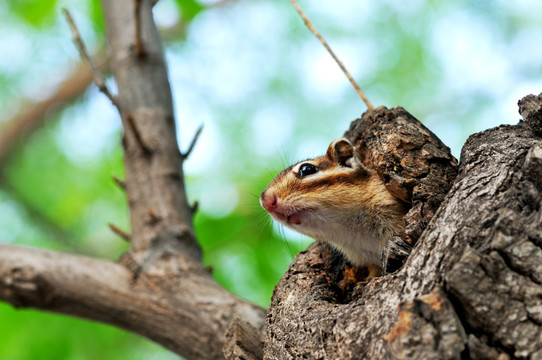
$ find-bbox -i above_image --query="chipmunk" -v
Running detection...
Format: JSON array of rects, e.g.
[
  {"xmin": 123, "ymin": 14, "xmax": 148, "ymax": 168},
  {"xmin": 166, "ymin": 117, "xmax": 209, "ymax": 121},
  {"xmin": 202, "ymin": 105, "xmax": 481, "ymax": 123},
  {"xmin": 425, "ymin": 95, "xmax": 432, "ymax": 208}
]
[{"xmin": 260, "ymin": 138, "xmax": 407, "ymax": 278}]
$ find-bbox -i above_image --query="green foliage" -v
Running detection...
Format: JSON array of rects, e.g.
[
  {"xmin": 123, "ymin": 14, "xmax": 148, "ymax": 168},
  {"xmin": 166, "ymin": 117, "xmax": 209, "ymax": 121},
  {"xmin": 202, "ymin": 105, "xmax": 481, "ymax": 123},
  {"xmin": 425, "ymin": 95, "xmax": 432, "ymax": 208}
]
[
  {"xmin": 88, "ymin": 0, "xmax": 105, "ymax": 34},
  {"xmin": 173, "ymin": 0, "xmax": 205, "ymax": 22},
  {"xmin": 2, "ymin": 103, "xmax": 129, "ymax": 258},
  {"xmin": 0, "ymin": 303, "xmax": 178, "ymax": 360},
  {"xmin": 5, "ymin": 0, "xmax": 59, "ymax": 27}
]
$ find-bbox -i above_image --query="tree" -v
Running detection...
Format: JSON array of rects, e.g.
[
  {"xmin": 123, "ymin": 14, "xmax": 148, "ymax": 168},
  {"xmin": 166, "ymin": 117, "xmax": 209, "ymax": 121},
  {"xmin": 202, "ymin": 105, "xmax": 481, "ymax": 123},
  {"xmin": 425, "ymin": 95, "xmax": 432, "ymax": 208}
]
[
  {"xmin": 266, "ymin": 100, "xmax": 542, "ymax": 359},
  {"xmin": 1, "ymin": 1, "xmax": 542, "ymax": 359}
]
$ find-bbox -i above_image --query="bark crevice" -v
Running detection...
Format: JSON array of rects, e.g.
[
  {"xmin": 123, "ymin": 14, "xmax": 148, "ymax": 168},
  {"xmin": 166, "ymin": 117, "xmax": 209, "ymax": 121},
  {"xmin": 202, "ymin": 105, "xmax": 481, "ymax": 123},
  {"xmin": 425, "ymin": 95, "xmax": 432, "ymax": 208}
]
[{"xmin": 264, "ymin": 94, "xmax": 542, "ymax": 359}]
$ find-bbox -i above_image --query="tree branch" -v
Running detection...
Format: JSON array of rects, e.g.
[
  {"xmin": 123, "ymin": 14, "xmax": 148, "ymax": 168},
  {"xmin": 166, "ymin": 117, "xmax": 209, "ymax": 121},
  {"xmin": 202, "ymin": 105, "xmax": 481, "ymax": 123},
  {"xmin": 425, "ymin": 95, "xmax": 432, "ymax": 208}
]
[
  {"xmin": 108, "ymin": 223, "xmax": 131, "ymax": 242},
  {"xmin": 0, "ymin": 1, "xmax": 273, "ymax": 357},
  {"xmin": 63, "ymin": 9, "xmax": 119, "ymax": 109},
  {"xmin": 0, "ymin": 0, "xmax": 222, "ymax": 168},
  {"xmin": 288, "ymin": 0, "xmax": 374, "ymax": 110},
  {"xmin": 0, "ymin": 60, "xmax": 99, "ymax": 166},
  {"xmin": 345, "ymin": 106, "xmax": 458, "ymax": 245},
  {"xmin": 0, "ymin": 1, "xmax": 267, "ymax": 359},
  {"xmin": 0, "ymin": 12, "xmax": 199, "ymax": 169},
  {"xmin": 181, "ymin": 124, "xmax": 203, "ymax": 160},
  {"xmin": 0, "ymin": 244, "xmax": 265, "ymax": 359},
  {"xmin": 101, "ymin": 0, "xmax": 199, "ymax": 257}
]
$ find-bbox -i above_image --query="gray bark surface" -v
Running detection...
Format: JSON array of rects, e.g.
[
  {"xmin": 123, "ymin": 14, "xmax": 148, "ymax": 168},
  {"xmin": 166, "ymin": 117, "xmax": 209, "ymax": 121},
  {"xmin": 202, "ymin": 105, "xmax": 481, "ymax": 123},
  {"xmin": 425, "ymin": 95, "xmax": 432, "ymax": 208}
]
[{"xmin": 265, "ymin": 96, "xmax": 542, "ymax": 359}]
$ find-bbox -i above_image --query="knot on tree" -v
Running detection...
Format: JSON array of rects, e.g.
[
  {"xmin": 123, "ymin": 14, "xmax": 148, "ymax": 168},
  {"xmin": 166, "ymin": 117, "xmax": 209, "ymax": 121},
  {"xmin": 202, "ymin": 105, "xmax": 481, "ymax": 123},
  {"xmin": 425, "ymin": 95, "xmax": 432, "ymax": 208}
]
[
  {"xmin": 345, "ymin": 106, "xmax": 458, "ymax": 246},
  {"xmin": 519, "ymin": 92, "xmax": 542, "ymax": 137}
]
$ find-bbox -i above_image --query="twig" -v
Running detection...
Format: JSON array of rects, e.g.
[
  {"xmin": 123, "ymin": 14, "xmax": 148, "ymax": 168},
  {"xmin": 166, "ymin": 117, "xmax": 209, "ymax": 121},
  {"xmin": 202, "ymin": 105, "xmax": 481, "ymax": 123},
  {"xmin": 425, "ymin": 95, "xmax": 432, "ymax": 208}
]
[
  {"xmin": 62, "ymin": 8, "xmax": 119, "ymax": 109},
  {"xmin": 191, "ymin": 201, "xmax": 199, "ymax": 215},
  {"xmin": 288, "ymin": 0, "xmax": 374, "ymax": 111},
  {"xmin": 112, "ymin": 176, "xmax": 126, "ymax": 191},
  {"xmin": 181, "ymin": 124, "xmax": 203, "ymax": 160},
  {"xmin": 134, "ymin": 0, "xmax": 144, "ymax": 57},
  {"xmin": 146, "ymin": 208, "xmax": 162, "ymax": 225},
  {"xmin": 125, "ymin": 112, "xmax": 151, "ymax": 155},
  {"xmin": 108, "ymin": 223, "xmax": 131, "ymax": 242},
  {"xmin": 0, "ymin": 60, "xmax": 98, "ymax": 166}
]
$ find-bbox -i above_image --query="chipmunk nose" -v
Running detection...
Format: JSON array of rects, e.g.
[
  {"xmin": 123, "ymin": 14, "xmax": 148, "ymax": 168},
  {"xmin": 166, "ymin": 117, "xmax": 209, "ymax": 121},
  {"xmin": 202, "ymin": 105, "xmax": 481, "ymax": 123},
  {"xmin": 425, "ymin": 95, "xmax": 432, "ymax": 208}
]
[{"xmin": 260, "ymin": 191, "xmax": 278, "ymax": 212}]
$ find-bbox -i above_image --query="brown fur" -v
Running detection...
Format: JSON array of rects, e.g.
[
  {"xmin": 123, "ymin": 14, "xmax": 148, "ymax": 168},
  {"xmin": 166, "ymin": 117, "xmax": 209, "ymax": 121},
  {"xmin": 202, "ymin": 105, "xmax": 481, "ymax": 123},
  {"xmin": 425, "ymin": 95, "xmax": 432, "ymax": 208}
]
[{"xmin": 261, "ymin": 139, "xmax": 407, "ymax": 273}]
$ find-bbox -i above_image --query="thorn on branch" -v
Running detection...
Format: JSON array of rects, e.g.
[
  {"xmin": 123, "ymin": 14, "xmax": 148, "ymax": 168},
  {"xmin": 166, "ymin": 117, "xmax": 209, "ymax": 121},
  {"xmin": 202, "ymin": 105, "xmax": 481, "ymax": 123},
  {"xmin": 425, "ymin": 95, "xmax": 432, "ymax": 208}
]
[
  {"xmin": 134, "ymin": 0, "xmax": 145, "ymax": 57},
  {"xmin": 287, "ymin": 0, "xmax": 374, "ymax": 111},
  {"xmin": 112, "ymin": 176, "xmax": 126, "ymax": 191},
  {"xmin": 108, "ymin": 223, "xmax": 131, "ymax": 242},
  {"xmin": 146, "ymin": 208, "xmax": 162, "ymax": 225},
  {"xmin": 62, "ymin": 8, "xmax": 120, "ymax": 110},
  {"xmin": 125, "ymin": 112, "xmax": 152, "ymax": 155},
  {"xmin": 181, "ymin": 124, "xmax": 203, "ymax": 160},
  {"xmin": 191, "ymin": 201, "xmax": 199, "ymax": 215}
]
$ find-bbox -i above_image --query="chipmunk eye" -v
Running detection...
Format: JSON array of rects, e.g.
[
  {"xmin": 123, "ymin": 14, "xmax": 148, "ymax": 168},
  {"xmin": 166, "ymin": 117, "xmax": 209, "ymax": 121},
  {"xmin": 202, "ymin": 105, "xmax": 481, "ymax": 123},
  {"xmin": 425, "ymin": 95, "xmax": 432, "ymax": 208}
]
[{"xmin": 298, "ymin": 164, "xmax": 318, "ymax": 178}]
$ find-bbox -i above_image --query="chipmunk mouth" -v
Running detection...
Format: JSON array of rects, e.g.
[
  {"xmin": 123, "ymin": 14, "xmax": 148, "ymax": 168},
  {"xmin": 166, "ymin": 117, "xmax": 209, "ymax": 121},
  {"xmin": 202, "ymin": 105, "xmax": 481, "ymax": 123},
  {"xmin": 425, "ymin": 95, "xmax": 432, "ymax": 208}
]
[{"xmin": 273, "ymin": 207, "xmax": 315, "ymax": 226}]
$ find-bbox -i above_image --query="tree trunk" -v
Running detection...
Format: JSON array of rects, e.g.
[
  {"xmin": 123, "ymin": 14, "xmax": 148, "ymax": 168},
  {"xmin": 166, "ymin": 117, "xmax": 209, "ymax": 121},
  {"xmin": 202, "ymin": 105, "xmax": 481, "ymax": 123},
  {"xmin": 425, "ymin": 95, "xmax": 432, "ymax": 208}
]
[{"xmin": 264, "ymin": 94, "xmax": 542, "ymax": 359}]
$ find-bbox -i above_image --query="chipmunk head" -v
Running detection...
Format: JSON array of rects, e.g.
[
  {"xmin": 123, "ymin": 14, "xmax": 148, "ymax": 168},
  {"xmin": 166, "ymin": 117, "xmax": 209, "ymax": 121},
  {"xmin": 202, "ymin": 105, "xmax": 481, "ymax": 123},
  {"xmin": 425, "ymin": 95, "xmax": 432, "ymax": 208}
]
[
  {"xmin": 260, "ymin": 137, "xmax": 369, "ymax": 227},
  {"xmin": 260, "ymin": 138, "xmax": 406, "ymax": 269}
]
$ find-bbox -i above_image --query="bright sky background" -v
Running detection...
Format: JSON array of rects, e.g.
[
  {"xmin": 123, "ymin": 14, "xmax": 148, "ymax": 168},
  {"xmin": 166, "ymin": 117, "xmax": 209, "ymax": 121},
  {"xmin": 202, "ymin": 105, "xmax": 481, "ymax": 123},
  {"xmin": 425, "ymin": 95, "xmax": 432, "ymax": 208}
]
[{"xmin": 1, "ymin": 0, "xmax": 542, "ymax": 232}]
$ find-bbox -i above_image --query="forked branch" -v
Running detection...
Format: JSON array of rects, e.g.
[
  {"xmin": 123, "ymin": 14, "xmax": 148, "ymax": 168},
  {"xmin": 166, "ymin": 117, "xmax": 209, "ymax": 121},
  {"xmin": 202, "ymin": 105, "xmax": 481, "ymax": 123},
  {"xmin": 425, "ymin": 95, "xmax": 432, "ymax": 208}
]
[{"xmin": 62, "ymin": 9, "xmax": 119, "ymax": 109}]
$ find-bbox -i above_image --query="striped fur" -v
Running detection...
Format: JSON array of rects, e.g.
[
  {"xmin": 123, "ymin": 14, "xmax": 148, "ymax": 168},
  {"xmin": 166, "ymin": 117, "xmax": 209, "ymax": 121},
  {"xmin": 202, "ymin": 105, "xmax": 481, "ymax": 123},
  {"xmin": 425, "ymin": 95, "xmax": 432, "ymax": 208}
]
[{"xmin": 260, "ymin": 138, "xmax": 406, "ymax": 274}]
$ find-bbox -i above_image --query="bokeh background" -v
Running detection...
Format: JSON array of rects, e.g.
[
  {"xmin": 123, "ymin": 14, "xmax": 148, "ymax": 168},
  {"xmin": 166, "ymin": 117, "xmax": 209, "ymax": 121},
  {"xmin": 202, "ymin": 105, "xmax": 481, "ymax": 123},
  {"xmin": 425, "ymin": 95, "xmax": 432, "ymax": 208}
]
[{"xmin": 1, "ymin": 0, "xmax": 541, "ymax": 358}]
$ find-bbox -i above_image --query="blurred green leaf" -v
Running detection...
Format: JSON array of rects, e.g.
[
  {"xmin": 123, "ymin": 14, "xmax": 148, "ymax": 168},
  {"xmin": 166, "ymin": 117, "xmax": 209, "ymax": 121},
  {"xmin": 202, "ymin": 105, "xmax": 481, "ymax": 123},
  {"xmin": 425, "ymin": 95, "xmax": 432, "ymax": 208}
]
[
  {"xmin": 173, "ymin": 0, "xmax": 205, "ymax": 22},
  {"xmin": 6, "ymin": 0, "xmax": 59, "ymax": 27},
  {"xmin": 89, "ymin": 0, "xmax": 105, "ymax": 35},
  {"xmin": 0, "ymin": 303, "xmax": 179, "ymax": 360}
]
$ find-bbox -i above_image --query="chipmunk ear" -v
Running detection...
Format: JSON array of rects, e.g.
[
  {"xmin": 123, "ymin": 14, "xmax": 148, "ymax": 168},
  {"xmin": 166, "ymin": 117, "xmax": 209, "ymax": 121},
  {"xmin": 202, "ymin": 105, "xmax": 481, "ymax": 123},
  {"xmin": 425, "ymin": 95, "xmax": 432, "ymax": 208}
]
[{"xmin": 327, "ymin": 138, "xmax": 359, "ymax": 168}]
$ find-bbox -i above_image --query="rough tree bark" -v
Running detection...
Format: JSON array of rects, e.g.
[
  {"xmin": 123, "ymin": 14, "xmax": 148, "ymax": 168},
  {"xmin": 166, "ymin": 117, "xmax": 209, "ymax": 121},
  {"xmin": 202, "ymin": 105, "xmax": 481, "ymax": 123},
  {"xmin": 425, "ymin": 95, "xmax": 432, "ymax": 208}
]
[
  {"xmin": 1, "ymin": 1, "xmax": 541, "ymax": 359},
  {"xmin": 265, "ymin": 95, "xmax": 542, "ymax": 359}
]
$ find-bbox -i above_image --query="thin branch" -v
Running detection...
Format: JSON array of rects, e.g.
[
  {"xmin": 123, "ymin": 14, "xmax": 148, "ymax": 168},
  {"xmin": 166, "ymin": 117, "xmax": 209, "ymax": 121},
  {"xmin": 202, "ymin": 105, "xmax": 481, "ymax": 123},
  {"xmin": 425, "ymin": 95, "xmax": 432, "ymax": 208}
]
[
  {"xmin": 288, "ymin": 0, "xmax": 374, "ymax": 111},
  {"xmin": 124, "ymin": 112, "xmax": 152, "ymax": 155},
  {"xmin": 0, "ymin": 243, "xmax": 265, "ymax": 359},
  {"xmin": 134, "ymin": 0, "xmax": 144, "ymax": 56},
  {"xmin": 191, "ymin": 200, "xmax": 199, "ymax": 215},
  {"xmin": 62, "ymin": 8, "xmax": 119, "ymax": 109},
  {"xmin": 108, "ymin": 223, "xmax": 131, "ymax": 242},
  {"xmin": 112, "ymin": 176, "xmax": 127, "ymax": 191},
  {"xmin": 181, "ymin": 124, "xmax": 203, "ymax": 160},
  {"xmin": 0, "ymin": 4, "xmax": 217, "ymax": 164},
  {"xmin": 146, "ymin": 208, "xmax": 162, "ymax": 225},
  {"xmin": 0, "ymin": 58, "xmax": 107, "ymax": 166}
]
